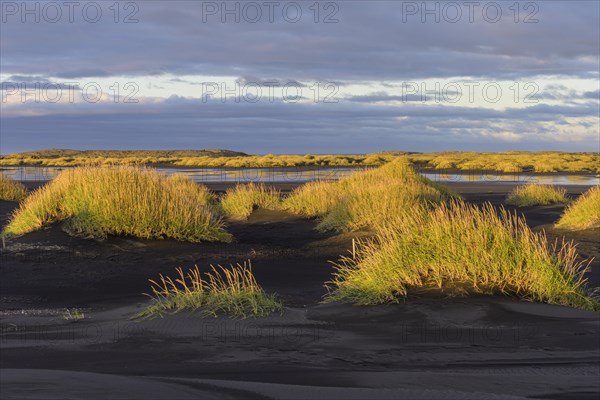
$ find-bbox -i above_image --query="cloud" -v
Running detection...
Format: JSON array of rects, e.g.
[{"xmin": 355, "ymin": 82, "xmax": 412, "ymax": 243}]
[
  {"xmin": 53, "ymin": 69, "xmax": 113, "ymax": 79},
  {"xmin": 484, "ymin": 131, "xmax": 523, "ymax": 142},
  {"xmin": 1, "ymin": 2, "xmax": 598, "ymax": 81},
  {"xmin": 235, "ymin": 76, "xmax": 307, "ymax": 87},
  {"xmin": 0, "ymin": 1, "xmax": 598, "ymax": 153},
  {"xmin": 347, "ymin": 91, "xmax": 462, "ymax": 103},
  {"xmin": 1, "ymin": 78, "xmax": 80, "ymax": 92},
  {"xmin": 583, "ymin": 90, "xmax": 600, "ymax": 100},
  {"xmin": 1, "ymin": 96, "xmax": 598, "ymax": 154}
]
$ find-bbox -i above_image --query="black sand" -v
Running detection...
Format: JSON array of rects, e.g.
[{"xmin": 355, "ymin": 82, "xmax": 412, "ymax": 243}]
[{"xmin": 1, "ymin": 182, "xmax": 598, "ymax": 399}]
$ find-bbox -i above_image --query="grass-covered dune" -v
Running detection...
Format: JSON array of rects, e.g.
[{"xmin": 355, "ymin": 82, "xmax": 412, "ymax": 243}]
[
  {"xmin": 556, "ymin": 186, "xmax": 600, "ymax": 230},
  {"xmin": 2, "ymin": 149, "xmax": 597, "ymax": 173},
  {"xmin": 2, "ymin": 166, "xmax": 232, "ymax": 242},
  {"xmin": 0, "ymin": 176, "xmax": 27, "ymax": 202},
  {"xmin": 505, "ymin": 184, "xmax": 569, "ymax": 207},
  {"xmin": 284, "ymin": 159, "xmax": 456, "ymax": 232},
  {"xmin": 188, "ymin": 158, "xmax": 454, "ymax": 225},
  {"xmin": 326, "ymin": 200, "xmax": 598, "ymax": 311},
  {"xmin": 281, "ymin": 160, "xmax": 598, "ymax": 310},
  {"xmin": 1, "ymin": 159, "xmax": 597, "ymax": 311}
]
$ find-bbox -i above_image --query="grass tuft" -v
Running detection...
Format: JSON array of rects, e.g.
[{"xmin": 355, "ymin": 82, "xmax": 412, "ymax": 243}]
[
  {"xmin": 282, "ymin": 179, "xmax": 344, "ymax": 218},
  {"xmin": 220, "ymin": 182, "xmax": 281, "ymax": 220},
  {"xmin": 284, "ymin": 159, "xmax": 457, "ymax": 232},
  {"xmin": 62, "ymin": 308, "xmax": 85, "ymax": 321},
  {"xmin": 555, "ymin": 186, "xmax": 600, "ymax": 230},
  {"xmin": 1, "ymin": 166, "xmax": 231, "ymax": 242},
  {"xmin": 136, "ymin": 260, "xmax": 283, "ymax": 319},
  {"xmin": 317, "ymin": 162, "xmax": 453, "ymax": 232},
  {"xmin": 0, "ymin": 176, "xmax": 27, "ymax": 202},
  {"xmin": 326, "ymin": 200, "xmax": 599, "ymax": 311},
  {"xmin": 505, "ymin": 184, "xmax": 569, "ymax": 207}
]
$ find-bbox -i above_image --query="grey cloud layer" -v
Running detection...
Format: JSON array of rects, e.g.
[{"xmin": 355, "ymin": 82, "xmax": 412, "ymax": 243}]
[
  {"xmin": 1, "ymin": 1, "xmax": 599, "ymax": 153},
  {"xmin": 2, "ymin": 97, "xmax": 598, "ymax": 153},
  {"xmin": 1, "ymin": 1, "xmax": 598, "ymax": 80}
]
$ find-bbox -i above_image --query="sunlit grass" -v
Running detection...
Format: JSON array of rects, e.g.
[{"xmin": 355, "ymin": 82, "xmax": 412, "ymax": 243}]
[
  {"xmin": 136, "ymin": 261, "xmax": 283, "ymax": 319},
  {"xmin": 282, "ymin": 179, "xmax": 344, "ymax": 218},
  {"xmin": 505, "ymin": 184, "xmax": 569, "ymax": 207},
  {"xmin": 62, "ymin": 308, "xmax": 85, "ymax": 321},
  {"xmin": 284, "ymin": 159, "xmax": 456, "ymax": 232},
  {"xmin": 1, "ymin": 166, "xmax": 232, "ymax": 242},
  {"xmin": 556, "ymin": 186, "xmax": 600, "ymax": 230},
  {"xmin": 220, "ymin": 182, "xmax": 281, "ymax": 220},
  {"xmin": 408, "ymin": 151, "xmax": 599, "ymax": 173},
  {"xmin": 3, "ymin": 150, "xmax": 596, "ymax": 173},
  {"xmin": 0, "ymin": 176, "xmax": 27, "ymax": 202},
  {"xmin": 0, "ymin": 149, "xmax": 395, "ymax": 168},
  {"xmin": 326, "ymin": 200, "xmax": 598, "ymax": 311}
]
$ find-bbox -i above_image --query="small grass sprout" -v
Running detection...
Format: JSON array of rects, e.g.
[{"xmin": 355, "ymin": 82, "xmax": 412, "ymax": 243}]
[{"xmin": 136, "ymin": 261, "xmax": 283, "ymax": 319}]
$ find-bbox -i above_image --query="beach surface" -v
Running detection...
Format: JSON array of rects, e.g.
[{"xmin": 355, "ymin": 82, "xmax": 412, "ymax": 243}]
[{"xmin": 1, "ymin": 182, "xmax": 599, "ymax": 399}]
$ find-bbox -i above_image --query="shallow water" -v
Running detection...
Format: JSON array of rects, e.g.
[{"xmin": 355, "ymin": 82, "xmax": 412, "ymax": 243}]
[
  {"xmin": 0, "ymin": 166, "xmax": 363, "ymax": 183},
  {"xmin": 420, "ymin": 172, "xmax": 599, "ymax": 186},
  {"xmin": 1, "ymin": 166, "xmax": 598, "ymax": 186}
]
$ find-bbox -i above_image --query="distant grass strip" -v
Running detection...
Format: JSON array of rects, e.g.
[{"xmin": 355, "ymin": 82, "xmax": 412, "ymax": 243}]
[
  {"xmin": 2, "ymin": 166, "xmax": 231, "ymax": 242},
  {"xmin": 326, "ymin": 201, "xmax": 598, "ymax": 311},
  {"xmin": 0, "ymin": 149, "xmax": 394, "ymax": 168},
  {"xmin": 136, "ymin": 261, "xmax": 283, "ymax": 319},
  {"xmin": 220, "ymin": 183, "xmax": 281, "ymax": 220},
  {"xmin": 505, "ymin": 184, "xmax": 568, "ymax": 207},
  {"xmin": 556, "ymin": 186, "xmax": 600, "ymax": 230},
  {"xmin": 408, "ymin": 151, "xmax": 599, "ymax": 173},
  {"xmin": 0, "ymin": 176, "xmax": 27, "ymax": 202},
  {"xmin": 2, "ymin": 149, "xmax": 597, "ymax": 173}
]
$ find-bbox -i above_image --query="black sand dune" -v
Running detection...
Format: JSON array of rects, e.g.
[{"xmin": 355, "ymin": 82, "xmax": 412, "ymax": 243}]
[{"xmin": 1, "ymin": 182, "xmax": 598, "ymax": 399}]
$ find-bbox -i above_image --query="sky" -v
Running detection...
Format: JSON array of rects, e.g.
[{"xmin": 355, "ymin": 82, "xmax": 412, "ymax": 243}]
[{"xmin": 0, "ymin": 0, "xmax": 599, "ymax": 154}]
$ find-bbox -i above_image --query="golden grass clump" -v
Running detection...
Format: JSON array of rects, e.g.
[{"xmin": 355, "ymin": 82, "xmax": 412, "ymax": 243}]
[
  {"xmin": 284, "ymin": 159, "xmax": 456, "ymax": 232},
  {"xmin": 316, "ymin": 182, "xmax": 440, "ymax": 232},
  {"xmin": 555, "ymin": 186, "xmax": 600, "ymax": 230},
  {"xmin": 505, "ymin": 184, "xmax": 569, "ymax": 207},
  {"xmin": 220, "ymin": 182, "xmax": 281, "ymax": 220},
  {"xmin": 1, "ymin": 166, "xmax": 231, "ymax": 242},
  {"xmin": 317, "ymin": 161, "xmax": 454, "ymax": 232},
  {"xmin": 0, "ymin": 176, "xmax": 27, "ymax": 202},
  {"xmin": 326, "ymin": 200, "xmax": 598, "ymax": 311},
  {"xmin": 136, "ymin": 261, "xmax": 283, "ymax": 318},
  {"xmin": 282, "ymin": 180, "xmax": 344, "ymax": 218}
]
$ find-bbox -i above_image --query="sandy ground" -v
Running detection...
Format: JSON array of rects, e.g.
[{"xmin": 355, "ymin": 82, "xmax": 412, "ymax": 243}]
[{"xmin": 1, "ymin": 182, "xmax": 599, "ymax": 399}]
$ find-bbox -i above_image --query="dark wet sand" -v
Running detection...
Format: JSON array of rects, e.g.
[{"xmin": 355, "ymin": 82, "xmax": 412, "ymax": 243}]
[{"xmin": 1, "ymin": 182, "xmax": 599, "ymax": 399}]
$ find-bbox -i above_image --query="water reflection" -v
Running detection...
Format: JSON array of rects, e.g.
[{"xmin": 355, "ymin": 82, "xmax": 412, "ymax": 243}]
[
  {"xmin": 0, "ymin": 166, "xmax": 364, "ymax": 183},
  {"xmin": 1, "ymin": 166, "xmax": 598, "ymax": 186},
  {"xmin": 420, "ymin": 172, "xmax": 599, "ymax": 186}
]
